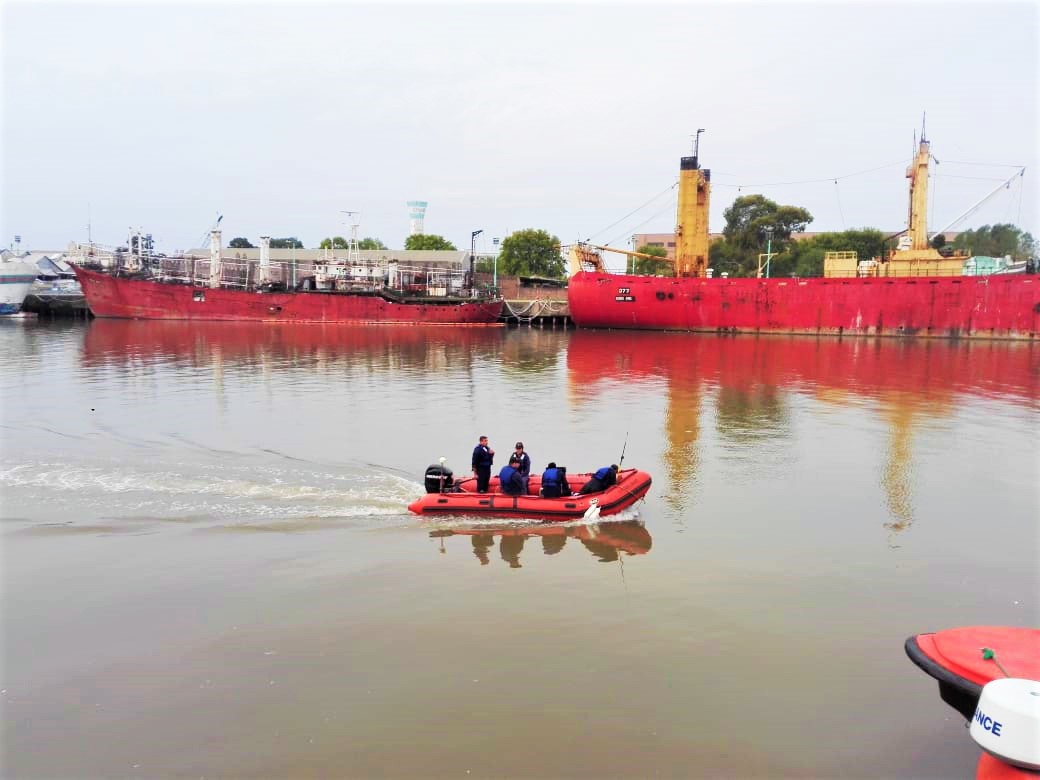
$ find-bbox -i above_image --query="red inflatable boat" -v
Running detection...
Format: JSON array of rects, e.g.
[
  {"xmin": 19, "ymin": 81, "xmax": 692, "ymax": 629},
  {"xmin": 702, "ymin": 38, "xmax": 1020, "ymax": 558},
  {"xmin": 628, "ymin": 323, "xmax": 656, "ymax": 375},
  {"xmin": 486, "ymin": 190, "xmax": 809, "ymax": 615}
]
[
  {"xmin": 408, "ymin": 467, "xmax": 652, "ymax": 520},
  {"xmin": 906, "ymin": 626, "xmax": 1040, "ymax": 779},
  {"xmin": 906, "ymin": 626, "xmax": 1040, "ymax": 720}
]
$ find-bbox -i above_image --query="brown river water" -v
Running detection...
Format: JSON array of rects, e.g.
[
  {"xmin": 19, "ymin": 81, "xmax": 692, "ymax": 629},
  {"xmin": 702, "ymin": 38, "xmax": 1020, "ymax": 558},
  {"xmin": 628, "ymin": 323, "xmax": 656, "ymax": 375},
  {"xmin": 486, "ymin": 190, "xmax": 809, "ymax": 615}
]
[{"xmin": 1, "ymin": 319, "xmax": 1037, "ymax": 779}]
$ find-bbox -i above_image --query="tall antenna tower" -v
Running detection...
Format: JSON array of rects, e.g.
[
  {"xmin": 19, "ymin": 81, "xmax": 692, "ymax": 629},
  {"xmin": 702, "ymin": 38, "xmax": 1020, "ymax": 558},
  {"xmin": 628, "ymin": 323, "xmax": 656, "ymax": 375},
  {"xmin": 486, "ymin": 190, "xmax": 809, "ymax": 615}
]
[
  {"xmin": 340, "ymin": 210, "xmax": 361, "ymax": 264},
  {"xmin": 407, "ymin": 200, "xmax": 428, "ymax": 235}
]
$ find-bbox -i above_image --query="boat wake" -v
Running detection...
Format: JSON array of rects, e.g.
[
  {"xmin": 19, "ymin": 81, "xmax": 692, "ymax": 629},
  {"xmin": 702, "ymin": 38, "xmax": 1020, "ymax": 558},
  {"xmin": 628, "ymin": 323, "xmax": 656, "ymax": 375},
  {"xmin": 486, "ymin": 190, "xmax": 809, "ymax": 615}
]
[{"xmin": 0, "ymin": 457, "xmax": 420, "ymax": 531}]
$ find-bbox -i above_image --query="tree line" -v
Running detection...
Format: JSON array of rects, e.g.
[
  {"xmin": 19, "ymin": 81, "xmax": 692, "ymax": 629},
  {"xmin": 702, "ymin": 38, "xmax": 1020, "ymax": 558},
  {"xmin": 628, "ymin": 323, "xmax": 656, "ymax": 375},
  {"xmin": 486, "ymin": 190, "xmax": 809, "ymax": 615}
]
[{"xmin": 227, "ymin": 229, "xmax": 567, "ymax": 278}]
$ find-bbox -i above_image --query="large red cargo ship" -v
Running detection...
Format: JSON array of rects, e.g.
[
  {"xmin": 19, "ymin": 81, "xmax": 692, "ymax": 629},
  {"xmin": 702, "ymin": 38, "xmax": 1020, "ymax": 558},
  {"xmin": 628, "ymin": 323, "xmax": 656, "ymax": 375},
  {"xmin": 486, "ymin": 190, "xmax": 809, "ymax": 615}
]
[
  {"xmin": 73, "ymin": 232, "xmax": 504, "ymax": 325},
  {"xmin": 568, "ymin": 135, "xmax": 1038, "ymax": 339}
]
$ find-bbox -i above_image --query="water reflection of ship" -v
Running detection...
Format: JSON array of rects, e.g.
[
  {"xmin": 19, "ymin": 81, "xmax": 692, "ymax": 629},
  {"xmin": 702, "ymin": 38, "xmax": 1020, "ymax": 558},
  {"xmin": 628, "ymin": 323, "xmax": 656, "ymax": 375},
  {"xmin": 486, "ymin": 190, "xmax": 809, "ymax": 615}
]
[
  {"xmin": 566, "ymin": 330, "xmax": 1038, "ymax": 529},
  {"xmin": 429, "ymin": 520, "xmax": 652, "ymax": 568},
  {"xmin": 80, "ymin": 319, "xmax": 507, "ymax": 372}
]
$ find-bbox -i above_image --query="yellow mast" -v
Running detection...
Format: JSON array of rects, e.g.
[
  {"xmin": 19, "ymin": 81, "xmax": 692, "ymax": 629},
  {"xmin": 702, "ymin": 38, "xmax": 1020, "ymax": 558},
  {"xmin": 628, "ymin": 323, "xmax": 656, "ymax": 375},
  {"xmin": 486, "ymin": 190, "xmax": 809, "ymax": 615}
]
[
  {"xmin": 906, "ymin": 126, "xmax": 931, "ymax": 251},
  {"xmin": 875, "ymin": 120, "xmax": 963, "ymax": 277},
  {"xmin": 675, "ymin": 130, "xmax": 711, "ymax": 277}
]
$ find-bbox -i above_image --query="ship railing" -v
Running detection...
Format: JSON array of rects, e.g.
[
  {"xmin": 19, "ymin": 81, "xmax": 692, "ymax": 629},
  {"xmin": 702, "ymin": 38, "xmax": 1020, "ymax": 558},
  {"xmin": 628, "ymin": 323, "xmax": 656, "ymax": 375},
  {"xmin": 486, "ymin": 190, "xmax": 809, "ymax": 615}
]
[
  {"xmin": 820, "ymin": 266, "xmax": 970, "ymax": 279},
  {"xmin": 122, "ymin": 256, "xmax": 497, "ymax": 296}
]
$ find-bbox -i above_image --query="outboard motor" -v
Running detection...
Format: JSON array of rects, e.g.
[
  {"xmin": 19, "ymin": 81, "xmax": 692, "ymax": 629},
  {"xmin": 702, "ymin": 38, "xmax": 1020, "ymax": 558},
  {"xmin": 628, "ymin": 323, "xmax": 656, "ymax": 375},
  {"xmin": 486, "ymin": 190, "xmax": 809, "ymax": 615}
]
[{"xmin": 424, "ymin": 463, "xmax": 454, "ymax": 494}]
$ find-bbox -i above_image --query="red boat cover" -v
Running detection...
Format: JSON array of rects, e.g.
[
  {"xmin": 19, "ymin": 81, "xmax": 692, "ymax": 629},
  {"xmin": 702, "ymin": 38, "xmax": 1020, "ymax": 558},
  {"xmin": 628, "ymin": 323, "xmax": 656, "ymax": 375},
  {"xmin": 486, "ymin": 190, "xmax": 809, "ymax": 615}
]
[{"xmin": 915, "ymin": 626, "xmax": 1040, "ymax": 687}]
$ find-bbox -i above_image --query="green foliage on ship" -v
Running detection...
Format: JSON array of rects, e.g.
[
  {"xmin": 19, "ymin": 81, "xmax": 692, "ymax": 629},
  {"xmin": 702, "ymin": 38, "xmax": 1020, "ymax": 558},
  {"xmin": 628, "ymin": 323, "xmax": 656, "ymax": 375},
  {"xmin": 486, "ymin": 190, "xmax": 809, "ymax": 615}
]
[
  {"xmin": 633, "ymin": 244, "xmax": 672, "ymax": 276},
  {"xmin": 498, "ymin": 229, "xmax": 565, "ymax": 278},
  {"xmin": 229, "ymin": 237, "xmax": 255, "ymax": 248},
  {"xmin": 951, "ymin": 224, "xmax": 1036, "ymax": 262},
  {"xmin": 404, "ymin": 234, "xmax": 457, "ymax": 251},
  {"xmin": 320, "ymin": 236, "xmax": 387, "ymax": 250}
]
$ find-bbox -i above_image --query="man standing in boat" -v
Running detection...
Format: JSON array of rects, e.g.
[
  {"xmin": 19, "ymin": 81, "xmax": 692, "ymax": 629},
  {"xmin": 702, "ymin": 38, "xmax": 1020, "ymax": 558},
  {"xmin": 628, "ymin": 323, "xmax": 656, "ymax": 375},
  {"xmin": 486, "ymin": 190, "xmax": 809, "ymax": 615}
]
[{"xmin": 472, "ymin": 435, "xmax": 495, "ymax": 494}]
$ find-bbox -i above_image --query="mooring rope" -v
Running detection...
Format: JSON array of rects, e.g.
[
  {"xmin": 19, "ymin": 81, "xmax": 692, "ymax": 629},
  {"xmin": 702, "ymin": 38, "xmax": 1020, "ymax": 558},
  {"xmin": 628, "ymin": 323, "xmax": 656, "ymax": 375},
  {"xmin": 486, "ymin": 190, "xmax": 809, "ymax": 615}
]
[{"xmin": 502, "ymin": 297, "xmax": 567, "ymax": 322}]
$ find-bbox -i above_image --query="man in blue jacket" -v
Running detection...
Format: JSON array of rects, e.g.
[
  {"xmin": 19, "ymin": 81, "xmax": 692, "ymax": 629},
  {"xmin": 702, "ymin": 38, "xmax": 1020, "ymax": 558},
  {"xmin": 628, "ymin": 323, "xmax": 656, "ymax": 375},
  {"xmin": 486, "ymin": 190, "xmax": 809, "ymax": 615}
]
[
  {"xmin": 541, "ymin": 461, "xmax": 565, "ymax": 498},
  {"xmin": 471, "ymin": 435, "xmax": 495, "ymax": 493},
  {"xmin": 498, "ymin": 456, "xmax": 525, "ymax": 496},
  {"xmin": 578, "ymin": 464, "xmax": 618, "ymax": 495}
]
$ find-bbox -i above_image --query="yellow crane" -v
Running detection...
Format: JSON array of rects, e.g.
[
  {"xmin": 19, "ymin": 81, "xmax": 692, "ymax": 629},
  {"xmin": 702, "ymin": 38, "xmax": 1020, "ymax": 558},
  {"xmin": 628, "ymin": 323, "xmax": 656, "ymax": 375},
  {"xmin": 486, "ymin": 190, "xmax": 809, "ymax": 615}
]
[{"xmin": 567, "ymin": 243, "xmax": 673, "ymax": 275}]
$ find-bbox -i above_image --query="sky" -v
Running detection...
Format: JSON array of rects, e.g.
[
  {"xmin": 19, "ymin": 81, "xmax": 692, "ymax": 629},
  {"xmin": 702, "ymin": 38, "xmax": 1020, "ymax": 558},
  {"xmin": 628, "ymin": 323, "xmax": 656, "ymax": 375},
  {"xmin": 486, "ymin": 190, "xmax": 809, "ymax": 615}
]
[{"xmin": 2, "ymin": 1, "xmax": 1037, "ymax": 266}]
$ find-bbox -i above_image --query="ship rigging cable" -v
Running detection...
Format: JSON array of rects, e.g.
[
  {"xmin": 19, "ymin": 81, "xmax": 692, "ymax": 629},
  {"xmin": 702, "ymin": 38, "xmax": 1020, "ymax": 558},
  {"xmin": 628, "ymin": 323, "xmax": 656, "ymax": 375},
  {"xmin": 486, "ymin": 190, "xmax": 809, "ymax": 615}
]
[
  {"xmin": 713, "ymin": 160, "xmax": 906, "ymax": 190},
  {"xmin": 587, "ymin": 182, "xmax": 678, "ymax": 243},
  {"xmin": 605, "ymin": 201, "xmax": 679, "ymax": 249}
]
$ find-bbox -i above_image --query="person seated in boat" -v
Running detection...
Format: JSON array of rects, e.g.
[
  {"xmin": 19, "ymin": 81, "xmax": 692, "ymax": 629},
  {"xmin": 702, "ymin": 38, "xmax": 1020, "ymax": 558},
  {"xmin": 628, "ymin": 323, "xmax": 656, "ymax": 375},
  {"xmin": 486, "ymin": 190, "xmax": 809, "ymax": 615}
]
[
  {"xmin": 498, "ymin": 456, "xmax": 525, "ymax": 496},
  {"xmin": 540, "ymin": 461, "xmax": 567, "ymax": 498},
  {"xmin": 513, "ymin": 441, "xmax": 532, "ymax": 494},
  {"xmin": 578, "ymin": 464, "xmax": 619, "ymax": 495}
]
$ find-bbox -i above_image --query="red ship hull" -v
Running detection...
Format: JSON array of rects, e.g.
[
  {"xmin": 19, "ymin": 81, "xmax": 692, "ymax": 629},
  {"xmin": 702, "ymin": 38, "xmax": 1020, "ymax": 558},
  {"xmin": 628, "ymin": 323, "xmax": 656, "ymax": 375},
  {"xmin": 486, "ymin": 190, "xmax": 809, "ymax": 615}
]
[
  {"xmin": 73, "ymin": 265, "xmax": 504, "ymax": 325},
  {"xmin": 568, "ymin": 272, "xmax": 1039, "ymax": 339}
]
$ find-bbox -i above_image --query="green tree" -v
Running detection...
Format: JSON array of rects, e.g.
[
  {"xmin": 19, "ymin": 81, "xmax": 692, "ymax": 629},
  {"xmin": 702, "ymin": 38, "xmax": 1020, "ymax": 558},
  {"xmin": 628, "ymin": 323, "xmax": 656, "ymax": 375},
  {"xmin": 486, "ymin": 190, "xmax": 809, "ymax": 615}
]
[
  {"xmin": 229, "ymin": 237, "xmax": 255, "ymax": 249},
  {"xmin": 782, "ymin": 229, "xmax": 887, "ymax": 277},
  {"xmin": 358, "ymin": 237, "xmax": 387, "ymax": 250},
  {"xmin": 270, "ymin": 237, "xmax": 303, "ymax": 249},
  {"xmin": 498, "ymin": 229, "xmax": 565, "ymax": 278},
  {"xmin": 633, "ymin": 244, "xmax": 672, "ymax": 276},
  {"xmin": 722, "ymin": 194, "xmax": 813, "ymax": 250},
  {"xmin": 405, "ymin": 234, "xmax": 457, "ymax": 250},
  {"xmin": 952, "ymin": 224, "xmax": 1035, "ymax": 261},
  {"xmin": 320, "ymin": 236, "xmax": 348, "ymax": 249},
  {"xmin": 710, "ymin": 195, "xmax": 814, "ymax": 276}
]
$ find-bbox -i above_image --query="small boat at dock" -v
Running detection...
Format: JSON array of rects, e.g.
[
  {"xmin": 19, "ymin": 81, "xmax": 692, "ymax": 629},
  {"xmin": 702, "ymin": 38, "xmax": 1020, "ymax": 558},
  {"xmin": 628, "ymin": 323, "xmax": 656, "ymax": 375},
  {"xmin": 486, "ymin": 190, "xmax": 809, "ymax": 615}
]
[{"xmin": 0, "ymin": 257, "xmax": 40, "ymax": 315}]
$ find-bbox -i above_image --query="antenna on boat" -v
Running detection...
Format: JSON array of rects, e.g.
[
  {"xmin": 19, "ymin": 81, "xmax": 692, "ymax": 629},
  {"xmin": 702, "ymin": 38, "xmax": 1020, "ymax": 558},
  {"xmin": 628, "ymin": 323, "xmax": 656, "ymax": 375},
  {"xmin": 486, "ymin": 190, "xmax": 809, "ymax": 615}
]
[
  {"xmin": 618, "ymin": 430, "xmax": 629, "ymax": 469},
  {"xmin": 340, "ymin": 210, "xmax": 361, "ymax": 265}
]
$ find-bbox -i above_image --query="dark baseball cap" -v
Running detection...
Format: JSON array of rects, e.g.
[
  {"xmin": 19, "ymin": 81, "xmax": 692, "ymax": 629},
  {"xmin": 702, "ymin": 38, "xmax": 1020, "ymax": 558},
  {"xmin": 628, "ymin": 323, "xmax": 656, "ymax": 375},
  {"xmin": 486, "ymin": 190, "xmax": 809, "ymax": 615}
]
[{"xmin": 515, "ymin": 441, "xmax": 524, "ymax": 449}]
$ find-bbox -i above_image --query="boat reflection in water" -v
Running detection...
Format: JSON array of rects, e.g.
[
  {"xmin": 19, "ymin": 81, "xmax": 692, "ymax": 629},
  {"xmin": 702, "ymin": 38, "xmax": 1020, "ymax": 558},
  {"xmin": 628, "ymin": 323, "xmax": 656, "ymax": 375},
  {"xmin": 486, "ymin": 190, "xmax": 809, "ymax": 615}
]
[
  {"xmin": 429, "ymin": 519, "xmax": 652, "ymax": 568},
  {"xmin": 80, "ymin": 319, "xmax": 508, "ymax": 374},
  {"xmin": 566, "ymin": 330, "xmax": 1039, "ymax": 534}
]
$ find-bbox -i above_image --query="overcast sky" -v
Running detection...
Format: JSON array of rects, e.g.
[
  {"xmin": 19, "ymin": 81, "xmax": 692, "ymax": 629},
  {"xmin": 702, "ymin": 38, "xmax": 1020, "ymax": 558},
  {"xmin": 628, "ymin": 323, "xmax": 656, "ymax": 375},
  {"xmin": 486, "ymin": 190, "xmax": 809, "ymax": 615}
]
[{"xmin": 2, "ymin": 1, "xmax": 1036, "ymax": 262}]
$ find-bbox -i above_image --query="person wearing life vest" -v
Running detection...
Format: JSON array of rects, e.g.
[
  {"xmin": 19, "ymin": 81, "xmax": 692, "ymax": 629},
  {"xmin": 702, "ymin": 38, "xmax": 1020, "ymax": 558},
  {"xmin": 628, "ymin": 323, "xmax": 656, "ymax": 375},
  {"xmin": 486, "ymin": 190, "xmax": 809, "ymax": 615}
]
[
  {"xmin": 498, "ymin": 456, "xmax": 525, "ymax": 496},
  {"xmin": 578, "ymin": 464, "xmax": 619, "ymax": 495},
  {"xmin": 541, "ymin": 461, "xmax": 564, "ymax": 498}
]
